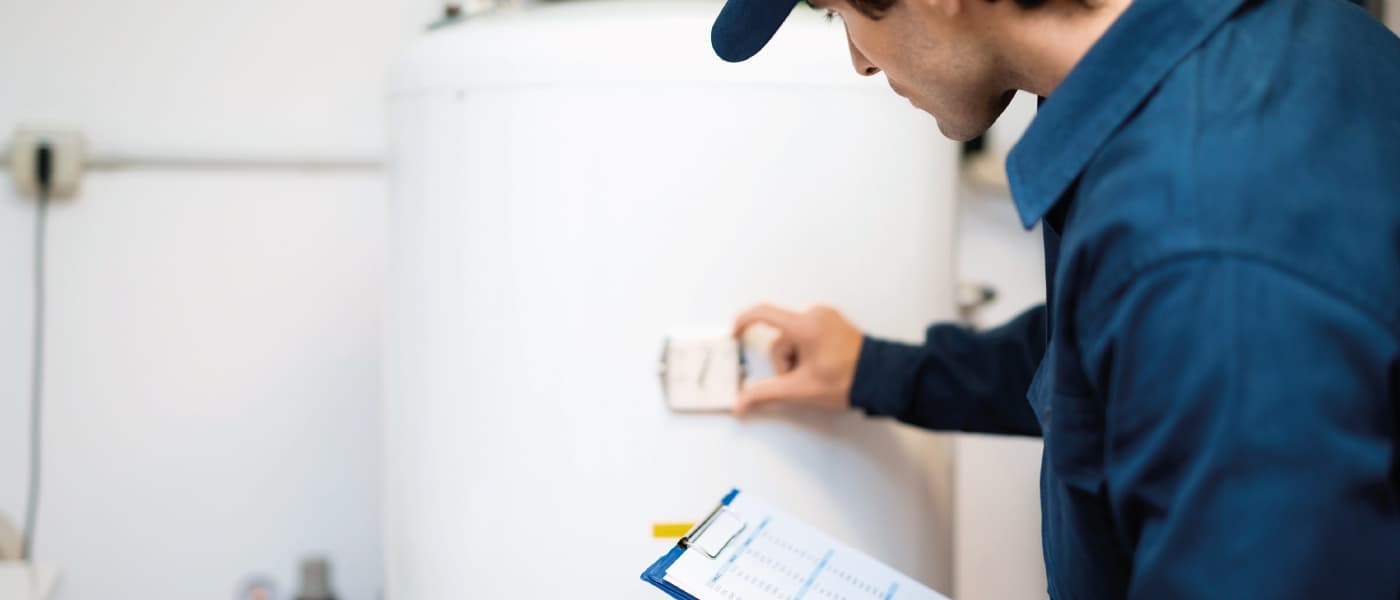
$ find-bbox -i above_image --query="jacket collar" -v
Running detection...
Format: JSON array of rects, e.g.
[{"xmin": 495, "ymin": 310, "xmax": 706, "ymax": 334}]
[{"xmin": 1006, "ymin": 0, "xmax": 1249, "ymax": 228}]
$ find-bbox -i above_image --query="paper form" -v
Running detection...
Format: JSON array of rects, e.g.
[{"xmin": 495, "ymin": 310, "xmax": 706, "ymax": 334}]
[{"xmin": 663, "ymin": 493, "xmax": 951, "ymax": 600}]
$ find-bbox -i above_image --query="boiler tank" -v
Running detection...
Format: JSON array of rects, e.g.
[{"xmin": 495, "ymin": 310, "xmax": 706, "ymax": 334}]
[{"xmin": 385, "ymin": 2, "xmax": 961, "ymax": 597}]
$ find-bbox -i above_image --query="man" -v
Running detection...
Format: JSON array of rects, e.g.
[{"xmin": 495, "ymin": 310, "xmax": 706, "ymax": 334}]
[{"xmin": 712, "ymin": 0, "xmax": 1400, "ymax": 597}]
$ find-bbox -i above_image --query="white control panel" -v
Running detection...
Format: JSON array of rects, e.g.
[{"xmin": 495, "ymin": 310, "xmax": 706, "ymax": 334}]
[{"xmin": 659, "ymin": 325, "xmax": 778, "ymax": 412}]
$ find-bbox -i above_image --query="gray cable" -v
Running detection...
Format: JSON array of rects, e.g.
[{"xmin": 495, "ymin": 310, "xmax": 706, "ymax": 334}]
[
  {"xmin": 83, "ymin": 154, "xmax": 382, "ymax": 172},
  {"xmin": 21, "ymin": 185, "xmax": 47, "ymax": 561},
  {"xmin": 0, "ymin": 150, "xmax": 383, "ymax": 173}
]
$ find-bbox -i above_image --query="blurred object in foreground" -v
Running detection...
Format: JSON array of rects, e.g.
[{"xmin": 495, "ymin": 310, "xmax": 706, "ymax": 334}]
[
  {"xmin": 237, "ymin": 575, "xmax": 278, "ymax": 600},
  {"xmin": 0, "ymin": 562, "xmax": 61, "ymax": 599},
  {"xmin": 294, "ymin": 557, "xmax": 336, "ymax": 600}
]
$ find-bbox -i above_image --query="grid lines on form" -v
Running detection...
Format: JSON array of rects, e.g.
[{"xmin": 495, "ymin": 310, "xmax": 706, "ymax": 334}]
[
  {"xmin": 711, "ymin": 517, "xmax": 771, "ymax": 586},
  {"xmin": 705, "ymin": 520, "xmax": 901, "ymax": 600}
]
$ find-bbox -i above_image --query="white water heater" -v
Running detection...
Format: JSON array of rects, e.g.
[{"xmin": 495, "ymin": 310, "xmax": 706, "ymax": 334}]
[{"xmin": 385, "ymin": 2, "xmax": 961, "ymax": 597}]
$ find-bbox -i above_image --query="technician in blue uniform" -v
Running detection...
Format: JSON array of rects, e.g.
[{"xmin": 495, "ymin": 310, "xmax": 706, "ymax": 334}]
[{"xmin": 714, "ymin": 0, "xmax": 1400, "ymax": 596}]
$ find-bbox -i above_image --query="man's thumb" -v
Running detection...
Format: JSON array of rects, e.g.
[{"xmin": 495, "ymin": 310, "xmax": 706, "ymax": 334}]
[{"xmin": 735, "ymin": 374, "xmax": 808, "ymax": 415}]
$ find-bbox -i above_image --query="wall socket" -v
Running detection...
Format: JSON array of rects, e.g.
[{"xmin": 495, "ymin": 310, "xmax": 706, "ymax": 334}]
[{"xmin": 8, "ymin": 126, "xmax": 87, "ymax": 200}]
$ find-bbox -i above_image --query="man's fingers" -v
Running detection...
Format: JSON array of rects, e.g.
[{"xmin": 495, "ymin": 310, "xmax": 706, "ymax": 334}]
[
  {"xmin": 770, "ymin": 336, "xmax": 797, "ymax": 374},
  {"xmin": 733, "ymin": 303, "xmax": 802, "ymax": 338}
]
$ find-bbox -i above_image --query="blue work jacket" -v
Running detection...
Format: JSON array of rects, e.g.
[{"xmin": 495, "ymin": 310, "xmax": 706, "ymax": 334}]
[{"xmin": 850, "ymin": 0, "xmax": 1400, "ymax": 597}]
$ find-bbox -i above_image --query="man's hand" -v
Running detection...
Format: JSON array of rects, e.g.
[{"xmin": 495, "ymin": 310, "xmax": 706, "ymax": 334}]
[{"xmin": 731, "ymin": 304, "xmax": 864, "ymax": 415}]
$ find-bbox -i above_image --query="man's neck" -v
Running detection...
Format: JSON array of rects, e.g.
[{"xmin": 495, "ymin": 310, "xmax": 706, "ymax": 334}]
[{"xmin": 994, "ymin": 0, "xmax": 1134, "ymax": 97}]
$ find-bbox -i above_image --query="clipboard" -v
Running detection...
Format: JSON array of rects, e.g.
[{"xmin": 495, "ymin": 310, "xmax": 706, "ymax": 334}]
[
  {"xmin": 640, "ymin": 488, "xmax": 745, "ymax": 600},
  {"xmin": 640, "ymin": 488, "xmax": 952, "ymax": 600}
]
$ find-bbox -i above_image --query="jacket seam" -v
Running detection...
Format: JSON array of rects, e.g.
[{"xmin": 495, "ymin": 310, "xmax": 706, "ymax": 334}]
[{"xmin": 1078, "ymin": 248, "xmax": 1400, "ymax": 342}]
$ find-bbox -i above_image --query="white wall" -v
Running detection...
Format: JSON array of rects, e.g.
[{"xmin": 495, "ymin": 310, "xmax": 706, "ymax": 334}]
[
  {"xmin": 0, "ymin": 0, "xmax": 443, "ymax": 597},
  {"xmin": 0, "ymin": 171, "xmax": 387, "ymax": 599},
  {"xmin": 0, "ymin": 0, "xmax": 431, "ymax": 158}
]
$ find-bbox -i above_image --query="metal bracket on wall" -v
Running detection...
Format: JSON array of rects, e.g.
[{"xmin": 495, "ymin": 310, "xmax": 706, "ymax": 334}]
[{"xmin": 957, "ymin": 281, "xmax": 999, "ymax": 327}]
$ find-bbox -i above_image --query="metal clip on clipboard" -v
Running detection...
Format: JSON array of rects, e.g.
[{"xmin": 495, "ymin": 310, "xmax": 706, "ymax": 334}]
[{"xmin": 680, "ymin": 502, "xmax": 748, "ymax": 559}]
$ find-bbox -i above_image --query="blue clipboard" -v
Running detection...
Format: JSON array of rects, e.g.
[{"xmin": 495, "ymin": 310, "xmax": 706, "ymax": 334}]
[{"xmin": 640, "ymin": 488, "xmax": 743, "ymax": 599}]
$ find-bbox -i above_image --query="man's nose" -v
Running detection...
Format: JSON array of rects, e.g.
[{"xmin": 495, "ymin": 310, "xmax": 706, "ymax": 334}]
[{"xmin": 848, "ymin": 34, "xmax": 880, "ymax": 77}]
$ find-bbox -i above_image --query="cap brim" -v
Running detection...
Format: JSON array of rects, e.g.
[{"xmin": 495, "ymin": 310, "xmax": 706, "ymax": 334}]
[{"xmin": 711, "ymin": 0, "xmax": 803, "ymax": 63}]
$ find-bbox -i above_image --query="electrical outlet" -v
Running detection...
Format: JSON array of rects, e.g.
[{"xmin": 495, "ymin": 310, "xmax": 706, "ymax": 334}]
[{"xmin": 8, "ymin": 125, "xmax": 87, "ymax": 200}]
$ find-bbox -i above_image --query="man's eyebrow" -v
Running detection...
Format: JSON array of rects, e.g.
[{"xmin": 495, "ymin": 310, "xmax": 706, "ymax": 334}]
[{"xmin": 803, "ymin": 0, "xmax": 828, "ymax": 9}]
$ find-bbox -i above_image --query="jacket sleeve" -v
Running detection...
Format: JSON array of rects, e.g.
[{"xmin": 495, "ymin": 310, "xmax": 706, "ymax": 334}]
[
  {"xmin": 1082, "ymin": 257, "xmax": 1400, "ymax": 599},
  {"xmin": 849, "ymin": 304, "xmax": 1046, "ymax": 436}
]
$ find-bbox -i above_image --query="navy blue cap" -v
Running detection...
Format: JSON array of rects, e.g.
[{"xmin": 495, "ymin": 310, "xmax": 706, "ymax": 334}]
[{"xmin": 711, "ymin": 0, "xmax": 804, "ymax": 63}]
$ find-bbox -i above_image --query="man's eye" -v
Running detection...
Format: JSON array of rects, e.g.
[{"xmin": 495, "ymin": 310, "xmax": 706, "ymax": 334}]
[{"xmin": 802, "ymin": 1, "xmax": 838, "ymax": 22}]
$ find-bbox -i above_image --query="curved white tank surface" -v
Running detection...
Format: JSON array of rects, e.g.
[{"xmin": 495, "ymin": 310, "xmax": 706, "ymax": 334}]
[{"xmin": 386, "ymin": 2, "xmax": 961, "ymax": 597}]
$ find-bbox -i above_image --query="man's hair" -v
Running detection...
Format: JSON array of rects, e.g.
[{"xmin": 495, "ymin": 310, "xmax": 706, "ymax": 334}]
[{"xmin": 848, "ymin": 0, "xmax": 1051, "ymax": 19}]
